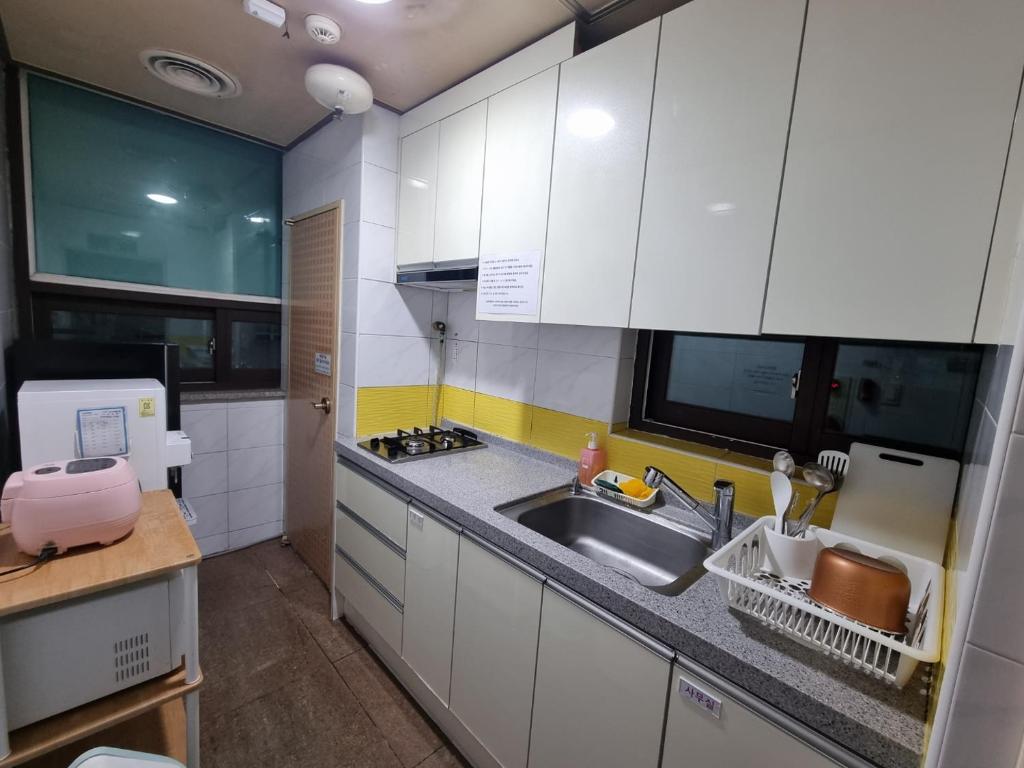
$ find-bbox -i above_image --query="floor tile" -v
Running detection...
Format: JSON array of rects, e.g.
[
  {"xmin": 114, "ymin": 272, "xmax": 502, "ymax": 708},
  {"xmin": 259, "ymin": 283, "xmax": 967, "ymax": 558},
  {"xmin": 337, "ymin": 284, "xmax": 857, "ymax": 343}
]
[
  {"xmin": 198, "ymin": 547, "xmax": 279, "ymax": 616},
  {"xmin": 248, "ymin": 539, "xmax": 321, "ymax": 593},
  {"xmin": 199, "ymin": 593, "xmax": 336, "ymax": 719},
  {"xmin": 201, "ymin": 669, "xmax": 401, "ymax": 768},
  {"xmin": 415, "ymin": 746, "xmax": 470, "ymax": 768},
  {"xmin": 284, "ymin": 578, "xmax": 364, "ymax": 662},
  {"xmin": 336, "ymin": 650, "xmax": 443, "ymax": 767}
]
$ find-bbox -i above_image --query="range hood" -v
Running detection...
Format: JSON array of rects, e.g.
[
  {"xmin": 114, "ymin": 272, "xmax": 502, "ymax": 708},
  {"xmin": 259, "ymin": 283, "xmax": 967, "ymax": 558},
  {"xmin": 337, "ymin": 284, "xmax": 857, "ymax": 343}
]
[{"xmin": 396, "ymin": 265, "xmax": 478, "ymax": 291}]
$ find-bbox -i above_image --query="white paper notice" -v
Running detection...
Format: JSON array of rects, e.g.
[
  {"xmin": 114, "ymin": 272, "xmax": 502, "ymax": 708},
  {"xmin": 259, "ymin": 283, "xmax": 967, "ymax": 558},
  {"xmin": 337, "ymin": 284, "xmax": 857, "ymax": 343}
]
[
  {"xmin": 477, "ymin": 250, "xmax": 542, "ymax": 315},
  {"xmin": 77, "ymin": 407, "xmax": 128, "ymax": 458}
]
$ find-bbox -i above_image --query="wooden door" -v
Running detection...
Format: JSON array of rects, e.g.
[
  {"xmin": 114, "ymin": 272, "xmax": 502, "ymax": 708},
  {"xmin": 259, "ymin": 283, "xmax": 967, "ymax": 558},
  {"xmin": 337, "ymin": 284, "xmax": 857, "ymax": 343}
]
[{"xmin": 286, "ymin": 205, "xmax": 341, "ymax": 584}]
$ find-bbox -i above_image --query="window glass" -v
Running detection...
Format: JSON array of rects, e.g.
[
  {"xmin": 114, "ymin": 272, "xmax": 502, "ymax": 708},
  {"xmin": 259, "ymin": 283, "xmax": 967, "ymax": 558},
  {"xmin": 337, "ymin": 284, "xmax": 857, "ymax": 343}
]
[
  {"xmin": 231, "ymin": 320, "xmax": 281, "ymax": 371},
  {"xmin": 666, "ymin": 335, "xmax": 803, "ymax": 421},
  {"xmin": 826, "ymin": 343, "xmax": 980, "ymax": 453},
  {"xmin": 49, "ymin": 310, "xmax": 213, "ymax": 371},
  {"xmin": 28, "ymin": 75, "xmax": 282, "ymax": 298}
]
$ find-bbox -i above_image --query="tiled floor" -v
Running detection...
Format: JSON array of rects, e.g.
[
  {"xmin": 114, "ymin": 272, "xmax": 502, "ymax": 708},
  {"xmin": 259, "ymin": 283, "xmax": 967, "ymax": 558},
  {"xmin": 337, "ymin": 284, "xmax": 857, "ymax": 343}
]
[{"xmin": 198, "ymin": 541, "xmax": 468, "ymax": 768}]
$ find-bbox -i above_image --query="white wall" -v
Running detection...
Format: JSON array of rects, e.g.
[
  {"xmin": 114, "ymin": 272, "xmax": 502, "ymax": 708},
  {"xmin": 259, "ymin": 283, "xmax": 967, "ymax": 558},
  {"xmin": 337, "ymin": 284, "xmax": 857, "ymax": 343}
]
[{"xmin": 181, "ymin": 398, "xmax": 285, "ymax": 556}]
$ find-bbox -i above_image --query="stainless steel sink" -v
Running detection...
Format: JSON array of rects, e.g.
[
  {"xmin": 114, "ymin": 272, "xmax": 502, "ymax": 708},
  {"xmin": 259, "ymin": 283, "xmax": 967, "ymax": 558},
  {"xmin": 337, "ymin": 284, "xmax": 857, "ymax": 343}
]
[{"xmin": 496, "ymin": 488, "xmax": 710, "ymax": 596}]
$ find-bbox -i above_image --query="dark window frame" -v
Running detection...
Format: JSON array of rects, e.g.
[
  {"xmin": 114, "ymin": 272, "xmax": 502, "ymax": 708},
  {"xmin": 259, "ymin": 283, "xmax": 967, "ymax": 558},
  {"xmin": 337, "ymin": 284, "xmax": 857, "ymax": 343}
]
[
  {"xmin": 29, "ymin": 283, "xmax": 281, "ymax": 391},
  {"xmin": 631, "ymin": 330, "xmax": 979, "ymax": 463}
]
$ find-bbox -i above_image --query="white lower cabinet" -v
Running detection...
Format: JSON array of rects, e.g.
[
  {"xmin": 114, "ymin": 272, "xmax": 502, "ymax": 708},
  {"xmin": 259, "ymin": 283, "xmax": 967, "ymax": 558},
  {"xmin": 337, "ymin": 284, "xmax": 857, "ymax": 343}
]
[
  {"xmin": 449, "ymin": 535, "xmax": 543, "ymax": 768},
  {"xmin": 528, "ymin": 584, "xmax": 671, "ymax": 768},
  {"xmin": 401, "ymin": 506, "xmax": 460, "ymax": 706},
  {"xmin": 662, "ymin": 663, "xmax": 838, "ymax": 768}
]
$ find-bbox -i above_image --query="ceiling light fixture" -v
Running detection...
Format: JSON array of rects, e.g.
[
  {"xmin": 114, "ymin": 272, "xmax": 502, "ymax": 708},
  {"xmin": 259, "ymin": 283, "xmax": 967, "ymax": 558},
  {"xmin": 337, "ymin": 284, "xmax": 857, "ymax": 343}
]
[
  {"xmin": 305, "ymin": 64, "xmax": 374, "ymax": 117},
  {"xmin": 566, "ymin": 108, "xmax": 615, "ymax": 139},
  {"xmin": 247, "ymin": 215, "xmax": 271, "ymax": 224},
  {"xmin": 121, "ymin": 231, "xmax": 141, "ymax": 238},
  {"xmin": 146, "ymin": 193, "xmax": 178, "ymax": 205}
]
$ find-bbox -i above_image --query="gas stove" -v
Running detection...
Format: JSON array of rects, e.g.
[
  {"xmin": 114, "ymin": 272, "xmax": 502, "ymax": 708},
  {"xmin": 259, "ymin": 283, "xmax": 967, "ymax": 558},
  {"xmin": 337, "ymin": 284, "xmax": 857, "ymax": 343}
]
[{"xmin": 357, "ymin": 426, "xmax": 486, "ymax": 463}]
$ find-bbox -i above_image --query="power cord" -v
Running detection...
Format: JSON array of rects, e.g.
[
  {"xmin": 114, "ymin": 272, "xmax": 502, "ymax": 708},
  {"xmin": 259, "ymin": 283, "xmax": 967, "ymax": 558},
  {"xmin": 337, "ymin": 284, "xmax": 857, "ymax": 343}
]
[{"xmin": 0, "ymin": 543, "xmax": 58, "ymax": 576}]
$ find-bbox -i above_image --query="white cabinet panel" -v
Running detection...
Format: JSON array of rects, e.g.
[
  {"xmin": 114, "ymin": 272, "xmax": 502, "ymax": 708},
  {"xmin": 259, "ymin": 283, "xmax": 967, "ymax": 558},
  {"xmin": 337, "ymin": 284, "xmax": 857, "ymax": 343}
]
[
  {"xmin": 630, "ymin": 0, "xmax": 804, "ymax": 335},
  {"xmin": 477, "ymin": 68, "xmax": 559, "ymax": 324},
  {"xmin": 449, "ymin": 536, "xmax": 542, "ymax": 768},
  {"xmin": 975, "ymin": 88, "xmax": 1024, "ymax": 344},
  {"xmin": 528, "ymin": 586, "xmax": 670, "ymax": 768},
  {"xmin": 763, "ymin": 0, "xmax": 1024, "ymax": 342},
  {"xmin": 662, "ymin": 663, "xmax": 838, "ymax": 768},
  {"xmin": 335, "ymin": 464, "xmax": 408, "ymax": 550},
  {"xmin": 396, "ymin": 123, "xmax": 440, "ymax": 270},
  {"xmin": 541, "ymin": 20, "xmax": 660, "ymax": 328},
  {"xmin": 434, "ymin": 102, "xmax": 487, "ymax": 265},
  {"xmin": 335, "ymin": 508, "xmax": 406, "ymax": 602},
  {"xmin": 402, "ymin": 506, "xmax": 459, "ymax": 707},
  {"xmin": 335, "ymin": 552, "xmax": 403, "ymax": 654}
]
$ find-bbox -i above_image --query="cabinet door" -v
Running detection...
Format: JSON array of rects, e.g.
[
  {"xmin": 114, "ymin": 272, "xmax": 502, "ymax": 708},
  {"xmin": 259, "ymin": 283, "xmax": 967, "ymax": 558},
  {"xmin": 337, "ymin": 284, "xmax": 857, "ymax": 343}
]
[
  {"xmin": 396, "ymin": 122, "xmax": 440, "ymax": 270},
  {"xmin": 528, "ymin": 585, "xmax": 670, "ymax": 768},
  {"xmin": 449, "ymin": 536, "xmax": 542, "ymax": 768},
  {"xmin": 662, "ymin": 663, "xmax": 838, "ymax": 767},
  {"xmin": 975, "ymin": 80, "xmax": 1024, "ymax": 345},
  {"xmin": 476, "ymin": 68, "xmax": 559, "ymax": 324},
  {"xmin": 540, "ymin": 19, "xmax": 660, "ymax": 328},
  {"xmin": 433, "ymin": 101, "xmax": 487, "ymax": 266},
  {"xmin": 630, "ymin": 0, "xmax": 804, "ymax": 335},
  {"xmin": 762, "ymin": 0, "xmax": 1024, "ymax": 342},
  {"xmin": 401, "ymin": 506, "xmax": 459, "ymax": 706}
]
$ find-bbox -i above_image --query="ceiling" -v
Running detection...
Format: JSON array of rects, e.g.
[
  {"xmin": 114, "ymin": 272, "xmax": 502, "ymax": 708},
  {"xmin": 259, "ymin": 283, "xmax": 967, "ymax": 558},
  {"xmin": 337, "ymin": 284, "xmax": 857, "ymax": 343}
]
[{"xmin": 0, "ymin": 0, "xmax": 583, "ymax": 147}]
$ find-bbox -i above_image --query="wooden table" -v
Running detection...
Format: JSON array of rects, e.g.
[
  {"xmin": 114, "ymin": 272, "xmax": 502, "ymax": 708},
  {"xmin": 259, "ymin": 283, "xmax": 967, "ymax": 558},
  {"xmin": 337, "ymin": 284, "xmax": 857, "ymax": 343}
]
[{"xmin": 0, "ymin": 491, "xmax": 202, "ymax": 767}]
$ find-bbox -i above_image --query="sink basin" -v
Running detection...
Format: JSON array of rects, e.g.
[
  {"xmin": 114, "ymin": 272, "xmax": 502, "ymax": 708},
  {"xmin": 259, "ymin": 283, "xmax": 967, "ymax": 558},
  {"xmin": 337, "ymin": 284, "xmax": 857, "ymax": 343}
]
[{"xmin": 496, "ymin": 488, "xmax": 710, "ymax": 596}]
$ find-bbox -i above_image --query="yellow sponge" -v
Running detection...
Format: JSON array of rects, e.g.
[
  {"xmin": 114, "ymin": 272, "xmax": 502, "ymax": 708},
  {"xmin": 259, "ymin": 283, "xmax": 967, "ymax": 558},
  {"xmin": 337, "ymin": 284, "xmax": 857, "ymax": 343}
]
[{"xmin": 619, "ymin": 478, "xmax": 653, "ymax": 500}]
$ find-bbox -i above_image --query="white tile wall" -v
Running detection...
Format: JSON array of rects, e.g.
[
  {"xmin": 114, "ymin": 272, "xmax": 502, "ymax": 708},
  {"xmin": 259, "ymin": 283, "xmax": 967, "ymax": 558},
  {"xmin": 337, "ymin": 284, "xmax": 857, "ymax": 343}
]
[
  {"xmin": 357, "ymin": 335, "xmax": 431, "ymax": 387},
  {"xmin": 358, "ymin": 280, "xmax": 433, "ymax": 337},
  {"xmin": 182, "ymin": 399, "xmax": 284, "ymax": 556},
  {"xmin": 443, "ymin": 290, "xmax": 637, "ymax": 425}
]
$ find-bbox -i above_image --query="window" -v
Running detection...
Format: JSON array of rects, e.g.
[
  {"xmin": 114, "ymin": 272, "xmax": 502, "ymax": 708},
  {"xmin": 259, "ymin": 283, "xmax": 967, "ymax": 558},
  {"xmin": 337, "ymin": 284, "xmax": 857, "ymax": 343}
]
[
  {"xmin": 18, "ymin": 73, "xmax": 284, "ymax": 390},
  {"xmin": 26, "ymin": 74, "xmax": 282, "ymax": 298},
  {"xmin": 633, "ymin": 331, "xmax": 981, "ymax": 461}
]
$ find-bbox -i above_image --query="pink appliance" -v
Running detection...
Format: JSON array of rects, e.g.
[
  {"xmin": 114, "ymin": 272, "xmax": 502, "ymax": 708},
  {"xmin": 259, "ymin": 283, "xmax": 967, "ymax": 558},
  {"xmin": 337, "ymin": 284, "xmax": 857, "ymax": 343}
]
[{"xmin": 1, "ymin": 457, "xmax": 142, "ymax": 555}]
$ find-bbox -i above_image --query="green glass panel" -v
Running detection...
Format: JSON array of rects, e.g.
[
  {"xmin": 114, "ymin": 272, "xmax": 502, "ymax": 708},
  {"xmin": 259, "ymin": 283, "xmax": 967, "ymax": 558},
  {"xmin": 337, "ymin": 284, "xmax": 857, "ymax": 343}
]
[{"xmin": 29, "ymin": 75, "xmax": 282, "ymax": 297}]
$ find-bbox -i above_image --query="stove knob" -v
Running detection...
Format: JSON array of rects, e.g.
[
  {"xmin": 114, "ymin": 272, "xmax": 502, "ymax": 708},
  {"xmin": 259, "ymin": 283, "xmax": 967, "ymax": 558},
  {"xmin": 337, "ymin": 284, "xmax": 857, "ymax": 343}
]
[
  {"xmin": 387, "ymin": 445, "xmax": 398, "ymax": 459},
  {"xmin": 370, "ymin": 437, "xmax": 380, "ymax": 450}
]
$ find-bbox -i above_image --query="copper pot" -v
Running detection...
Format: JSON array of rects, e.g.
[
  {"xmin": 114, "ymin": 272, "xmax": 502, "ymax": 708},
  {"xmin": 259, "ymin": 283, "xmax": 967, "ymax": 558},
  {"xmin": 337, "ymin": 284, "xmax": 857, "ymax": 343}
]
[{"xmin": 807, "ymin": 547, "xmax": 911, "ymax": 633}]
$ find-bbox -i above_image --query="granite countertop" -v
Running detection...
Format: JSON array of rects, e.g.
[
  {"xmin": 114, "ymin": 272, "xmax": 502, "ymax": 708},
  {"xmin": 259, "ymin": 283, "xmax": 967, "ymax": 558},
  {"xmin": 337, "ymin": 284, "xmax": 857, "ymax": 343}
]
[
  {"xmin": 334, "ymin": 431, "xmax": 930, "ymax": 768},
  {"xmin": 180, "ymin": 389, "xmax": 286, "ymax": 403}
]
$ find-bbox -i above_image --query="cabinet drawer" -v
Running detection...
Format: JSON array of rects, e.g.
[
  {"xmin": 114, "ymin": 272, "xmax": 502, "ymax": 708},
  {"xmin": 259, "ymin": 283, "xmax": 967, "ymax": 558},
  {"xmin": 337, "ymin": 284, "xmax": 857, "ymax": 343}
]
[
  {"xmin": 336, "ymin": 506, "xmax": 406, "ymax": 603},
  {"xmin": 336, "ymin": 464, "xmax": 408, "ymax": 549},
  {"xmin": 335, "ymin": 550, "xmax": 403, "ymax": 654}
]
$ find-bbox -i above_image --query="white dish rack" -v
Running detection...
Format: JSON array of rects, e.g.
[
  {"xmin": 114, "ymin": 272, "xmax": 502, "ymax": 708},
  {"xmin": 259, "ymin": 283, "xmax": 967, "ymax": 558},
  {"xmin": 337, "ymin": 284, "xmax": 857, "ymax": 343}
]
[{"xmin": 703, "ymin": 517, "xmax": 943, "ymax": 687}]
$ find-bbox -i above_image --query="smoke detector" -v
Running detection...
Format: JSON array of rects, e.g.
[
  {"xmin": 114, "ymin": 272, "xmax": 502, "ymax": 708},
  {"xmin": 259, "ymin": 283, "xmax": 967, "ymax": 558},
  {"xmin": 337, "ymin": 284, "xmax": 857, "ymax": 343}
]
[
  {"xmin": 140, "ymin": 50, "xmax": 241, "ymax": 98},
  {"xmin": 305, "ymin": 15, "xmax": 342, "ymax": 45}
]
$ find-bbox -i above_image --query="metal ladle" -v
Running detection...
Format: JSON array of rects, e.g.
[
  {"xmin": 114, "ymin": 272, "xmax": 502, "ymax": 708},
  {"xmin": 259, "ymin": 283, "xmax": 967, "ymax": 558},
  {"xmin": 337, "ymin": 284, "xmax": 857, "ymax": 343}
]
[
  {"xmin": 792, "ymin": 462, "xmax": 835, "ymax": 538},
  {"xmin": 772, "ymin": 450, "xmax": 796, "ymax": 478}
]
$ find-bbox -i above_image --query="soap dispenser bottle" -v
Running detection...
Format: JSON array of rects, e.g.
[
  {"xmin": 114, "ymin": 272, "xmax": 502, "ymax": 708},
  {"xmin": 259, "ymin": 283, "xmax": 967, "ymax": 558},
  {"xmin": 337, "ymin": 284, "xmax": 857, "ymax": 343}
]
[{"xmin": 578, "ymin": 432, "xmax": 606, "ymax": 486}]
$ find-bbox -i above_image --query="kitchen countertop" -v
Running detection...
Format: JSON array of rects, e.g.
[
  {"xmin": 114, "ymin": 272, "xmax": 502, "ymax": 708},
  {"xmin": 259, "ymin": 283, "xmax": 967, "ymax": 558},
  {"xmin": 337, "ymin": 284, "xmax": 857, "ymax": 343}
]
[
  {"xmin": 334, "ymin": 431, "xmax": 930, "ymax": 768},
  {"xmin": 180, "ymin": 389, "xmax": 286, "ymax": 404}
]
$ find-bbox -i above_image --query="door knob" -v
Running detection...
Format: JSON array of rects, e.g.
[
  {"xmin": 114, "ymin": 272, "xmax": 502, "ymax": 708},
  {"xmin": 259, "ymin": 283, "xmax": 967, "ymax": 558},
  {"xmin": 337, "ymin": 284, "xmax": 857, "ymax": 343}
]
[{"xmin": 311, "ymin": 397, "xmax": 331, "ymax": 415}]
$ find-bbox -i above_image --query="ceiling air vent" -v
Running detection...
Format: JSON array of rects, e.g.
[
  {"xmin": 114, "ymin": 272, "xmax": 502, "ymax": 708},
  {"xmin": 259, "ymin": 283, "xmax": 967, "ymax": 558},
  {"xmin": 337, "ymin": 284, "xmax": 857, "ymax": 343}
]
[
  {"xmin": 305, "ymin": 14, "xmax": 342, "ymax": 45},
  {"xmin": 140, "ymin": 50, "xmax": 242, "ymax": 98}
]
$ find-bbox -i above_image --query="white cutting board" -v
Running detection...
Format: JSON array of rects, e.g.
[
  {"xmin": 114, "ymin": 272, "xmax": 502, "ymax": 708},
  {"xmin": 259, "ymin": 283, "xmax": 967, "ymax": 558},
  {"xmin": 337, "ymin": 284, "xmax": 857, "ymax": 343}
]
[{"xmin": 830, "ymin": 442, "xmax": 959, "ymax": 563}]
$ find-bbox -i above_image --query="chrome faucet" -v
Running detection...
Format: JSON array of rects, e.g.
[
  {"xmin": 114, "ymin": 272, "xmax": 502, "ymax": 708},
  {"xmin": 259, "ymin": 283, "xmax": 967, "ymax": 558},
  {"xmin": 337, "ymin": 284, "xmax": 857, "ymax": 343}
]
[{"xmin": 642, "ymin": 466, "xmax": 735, "ymax": 550}]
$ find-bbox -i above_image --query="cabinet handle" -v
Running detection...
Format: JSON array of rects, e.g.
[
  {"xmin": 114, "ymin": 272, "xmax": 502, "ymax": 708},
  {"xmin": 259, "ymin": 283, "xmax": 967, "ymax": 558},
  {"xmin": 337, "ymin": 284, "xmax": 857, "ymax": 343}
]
[
  {"xmin": 337, "ymin": 502, "xmax": 406, "ymax": 558},
  {"xmin": 335, "ymin": 545, "xmax": 404, "ymax": 612}
]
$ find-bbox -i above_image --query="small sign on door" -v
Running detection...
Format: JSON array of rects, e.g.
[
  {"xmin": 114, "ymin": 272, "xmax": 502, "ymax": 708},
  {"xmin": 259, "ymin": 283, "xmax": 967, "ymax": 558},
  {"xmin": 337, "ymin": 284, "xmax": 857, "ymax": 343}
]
[
  {"xmin": 678, "ymin": 676, "xmax": 722, "ymax": 718},
  {"xmin": 314, "ymin": 352, "xmax": 332, "ymax": 376}
]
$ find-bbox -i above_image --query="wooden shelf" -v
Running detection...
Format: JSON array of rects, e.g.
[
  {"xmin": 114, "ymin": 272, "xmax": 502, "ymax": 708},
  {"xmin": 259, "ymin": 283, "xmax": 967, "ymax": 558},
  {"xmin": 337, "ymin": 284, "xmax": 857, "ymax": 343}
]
[
  {"xmin": 0, "ymin": 490, "xmax": 201, "ymax": 617},
  {"xmin": 0, "ymin": 667, "xmax": 202, "ymax": 767}
]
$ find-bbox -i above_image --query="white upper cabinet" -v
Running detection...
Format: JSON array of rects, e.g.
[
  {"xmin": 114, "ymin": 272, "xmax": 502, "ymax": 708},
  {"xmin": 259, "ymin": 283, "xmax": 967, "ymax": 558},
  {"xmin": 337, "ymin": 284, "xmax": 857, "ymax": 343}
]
[
  {"xmin": 396, "ymin": 123, "xmax": 440, "ymax": 270},
  {"xmin": 762, "ymin": 0, "xmax": 1024, "ymax": 342},
  {"xmin": 630, "ymin": 0, "xmax": 805, "ymax": 335},
  {"xmin": 541, "ymin": 19, "xmax": 660, "ymax": 328},
  {"xmin": 975, "ymin": 90, "xmax": 1024, "ymax": 345},
  {"xmin": 476, "ymin": 68, "xmax": 559, "ymax": 324},
  {"xmin": 433, "ymin": 102, "xmax": 488, "ymax": 266}
]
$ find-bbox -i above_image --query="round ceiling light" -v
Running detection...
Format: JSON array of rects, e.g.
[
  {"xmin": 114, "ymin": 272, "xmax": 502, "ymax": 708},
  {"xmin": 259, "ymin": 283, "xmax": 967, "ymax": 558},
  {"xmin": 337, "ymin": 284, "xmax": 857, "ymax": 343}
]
[
  {"xmin": 140, "ymin": 50, "xmax": 242, "ymax": 98},
  {"xmin": 146, "ymin": 193, "xmax": 178, "ymax": 205},
  {"xmin": 305, "ymin": 14, "xmax": 342, "ymax": 44},
  {"xmin": 305, "ymin": 64, "xmax": 373, "ymax": 115}
]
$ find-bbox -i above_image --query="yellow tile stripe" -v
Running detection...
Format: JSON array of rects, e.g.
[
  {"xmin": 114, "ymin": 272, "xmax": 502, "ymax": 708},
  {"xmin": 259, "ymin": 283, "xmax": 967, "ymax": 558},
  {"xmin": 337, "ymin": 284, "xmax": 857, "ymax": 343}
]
[{"xmin": 356, "ymin": 384, "xmax": 838, "ymax": 526}]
